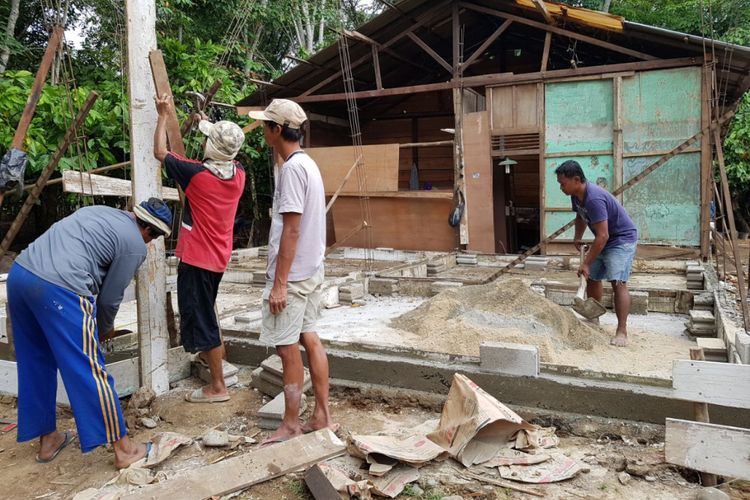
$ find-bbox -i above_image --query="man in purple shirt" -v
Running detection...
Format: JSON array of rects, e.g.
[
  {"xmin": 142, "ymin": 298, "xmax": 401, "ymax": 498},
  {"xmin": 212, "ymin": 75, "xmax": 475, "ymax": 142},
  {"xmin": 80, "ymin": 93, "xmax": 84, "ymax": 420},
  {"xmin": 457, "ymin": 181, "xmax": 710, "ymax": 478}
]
[{"xmin": 556, "ymin": 160, "xmax": 638, "ymax": 347}]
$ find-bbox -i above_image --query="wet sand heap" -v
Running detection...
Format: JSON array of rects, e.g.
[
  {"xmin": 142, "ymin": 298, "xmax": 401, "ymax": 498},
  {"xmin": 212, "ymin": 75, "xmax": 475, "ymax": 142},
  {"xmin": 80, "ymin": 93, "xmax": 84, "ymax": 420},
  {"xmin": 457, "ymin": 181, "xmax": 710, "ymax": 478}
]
[{"xmin": 391, "ymin": 279, "xmax": 608, "ymax": 361}]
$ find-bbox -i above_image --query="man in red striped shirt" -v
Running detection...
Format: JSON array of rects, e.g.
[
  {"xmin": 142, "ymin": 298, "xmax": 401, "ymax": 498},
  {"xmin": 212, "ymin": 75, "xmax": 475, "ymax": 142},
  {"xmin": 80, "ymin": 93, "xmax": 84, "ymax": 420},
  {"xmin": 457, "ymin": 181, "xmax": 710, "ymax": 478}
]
[{"xmin": 154, "ymin": 94, "xmax": 246, "ymax": 402}]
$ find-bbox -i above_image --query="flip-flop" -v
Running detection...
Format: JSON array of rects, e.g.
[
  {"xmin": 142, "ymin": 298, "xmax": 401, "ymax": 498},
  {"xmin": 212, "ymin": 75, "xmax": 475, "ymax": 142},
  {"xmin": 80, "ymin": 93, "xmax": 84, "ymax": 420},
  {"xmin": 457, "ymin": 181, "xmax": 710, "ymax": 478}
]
[
  {"xmin": 35, "ymin": 431, "xmax": 75, "ymax": 463},
  {"xmin": 184, "ymin": 388, "xmax": 230, "ymax": 403}
]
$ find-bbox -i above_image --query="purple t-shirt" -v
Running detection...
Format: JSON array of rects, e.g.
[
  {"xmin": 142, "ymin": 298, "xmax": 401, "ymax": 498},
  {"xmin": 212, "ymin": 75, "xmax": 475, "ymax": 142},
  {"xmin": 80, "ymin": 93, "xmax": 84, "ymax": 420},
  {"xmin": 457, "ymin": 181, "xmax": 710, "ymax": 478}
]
[{"xmin": 572, "ymin": 182, "xmax": 637, "ymax": 248}]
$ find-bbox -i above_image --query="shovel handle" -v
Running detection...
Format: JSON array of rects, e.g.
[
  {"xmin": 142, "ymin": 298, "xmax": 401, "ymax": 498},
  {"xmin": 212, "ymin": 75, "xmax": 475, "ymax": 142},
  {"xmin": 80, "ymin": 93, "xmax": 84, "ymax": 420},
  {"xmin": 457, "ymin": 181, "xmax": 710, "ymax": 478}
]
[{"xmin": 576, "ymin": 245, "xmax": 588, "ymax": 299}]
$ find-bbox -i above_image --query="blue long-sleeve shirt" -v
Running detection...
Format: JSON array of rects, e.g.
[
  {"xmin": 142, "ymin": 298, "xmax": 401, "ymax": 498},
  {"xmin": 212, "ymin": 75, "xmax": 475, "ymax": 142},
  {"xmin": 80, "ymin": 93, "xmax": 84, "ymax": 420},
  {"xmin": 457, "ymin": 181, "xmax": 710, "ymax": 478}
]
[{"xmin": 15, "ymin": 206, "xmax": 147, "ymax": 334}]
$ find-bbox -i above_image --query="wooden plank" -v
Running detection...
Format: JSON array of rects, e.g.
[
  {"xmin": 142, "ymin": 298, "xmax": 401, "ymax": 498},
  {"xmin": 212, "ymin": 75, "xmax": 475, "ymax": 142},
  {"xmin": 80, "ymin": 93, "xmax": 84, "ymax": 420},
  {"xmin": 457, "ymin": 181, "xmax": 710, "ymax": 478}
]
[
  {"xmin": 149, "ymin": 50, "xmax": 186, "ymax": 156},
  {"xmin": 460, "ymin": 2, "xmax": 656, "ymax": 61},
  {"xmin": 531, "ymin": 0, "xmax": 555, "ymax": 24},
  {"xmin": 463, "ymin": 19, "xmax": 513, "ymax": 70},
  {"xmin": 407, "ymin": 32, "xmax": 453, "ymax": 73},
  {"xmin": 672, "ymin": 360, "xmax": 750, "ymax": 409},
  {"xmin": 127, "ymin": 0, "xmax": 170, "ymax": 395},
  {"xmin": 538, "ymin": 81, "xmax": 546, "ymax": 254},
  {"xmin": 463, "ymin": 111, "xmax": 494, "ymax": 253},
  {"xmin": 372, "ymin": 45, "xmax": 383, "ymax": 90},
  {"xmin": 689, "ymin": 347, "xmax": 718, "ymax": 487},
  {"xmin": 122, "ymin": 429, "xmax": 346, "ymax": 500},
  {"xmin": 665, "ymin": 418, "xmax": 750, "ymax": 480},
  {"xmin": 62, "ymin": 171, "xmax": 180, "ymax": 201},
  {"xmin": 306, "ymin": 144, "xmax": 399, "ymax": 194},
  {"xmin": 540, "ymin": 32, "xmax": 552, "ymax": 71},
  {"xmin": 304, "ymin": 464, "xmax": 341, "ymax": 500},
  {"xmin": 1, "ymin": 92, "xmax": 99, "ymax": 254},
  {"xmin": 613, "ymin": 76, "xmax": 623, "ymax": 202},
  {"xmin": 331, "ymin": 195, "xmax": 455, "ymax": 251}
]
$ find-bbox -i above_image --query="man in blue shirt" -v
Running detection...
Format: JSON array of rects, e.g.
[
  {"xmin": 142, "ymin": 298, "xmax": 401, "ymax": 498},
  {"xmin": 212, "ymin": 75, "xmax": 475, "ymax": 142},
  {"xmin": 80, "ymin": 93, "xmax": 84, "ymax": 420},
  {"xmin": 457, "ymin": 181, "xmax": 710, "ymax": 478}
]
[
  {"xmin": 8, "ymin": 198, "xmax": 172, "ymax": 467},
  {"xmin": 556, "ymin": 160, "xmax": 638, "ymax": 347}
]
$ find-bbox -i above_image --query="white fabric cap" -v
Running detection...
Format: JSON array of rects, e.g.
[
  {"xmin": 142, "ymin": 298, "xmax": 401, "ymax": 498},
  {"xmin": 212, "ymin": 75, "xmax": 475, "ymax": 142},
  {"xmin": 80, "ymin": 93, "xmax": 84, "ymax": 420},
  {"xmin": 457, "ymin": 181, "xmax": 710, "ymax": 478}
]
[{"xmin": 248, "ymin": 99, "xmax": 307, "ymax": 128}]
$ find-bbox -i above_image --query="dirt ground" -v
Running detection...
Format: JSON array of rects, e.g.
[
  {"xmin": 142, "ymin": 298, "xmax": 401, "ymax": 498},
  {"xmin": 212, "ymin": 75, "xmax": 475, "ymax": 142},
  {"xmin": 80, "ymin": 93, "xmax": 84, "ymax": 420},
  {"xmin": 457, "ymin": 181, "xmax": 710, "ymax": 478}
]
[{"xmin": 1, "ymin": 368, "xmax": 748, "ymax": 500}]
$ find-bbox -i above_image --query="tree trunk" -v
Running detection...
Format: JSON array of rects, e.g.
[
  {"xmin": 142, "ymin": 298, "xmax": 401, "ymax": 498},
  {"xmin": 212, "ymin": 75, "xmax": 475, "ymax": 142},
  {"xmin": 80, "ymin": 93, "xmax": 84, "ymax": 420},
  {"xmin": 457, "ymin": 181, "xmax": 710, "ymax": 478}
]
[
  {"xmin": 0, "ymin": 0, "xmax": 21, "ymax": 74},
  {"xmin": 602, "ymin": 0, "xmax": 612, "ymax": 13}
]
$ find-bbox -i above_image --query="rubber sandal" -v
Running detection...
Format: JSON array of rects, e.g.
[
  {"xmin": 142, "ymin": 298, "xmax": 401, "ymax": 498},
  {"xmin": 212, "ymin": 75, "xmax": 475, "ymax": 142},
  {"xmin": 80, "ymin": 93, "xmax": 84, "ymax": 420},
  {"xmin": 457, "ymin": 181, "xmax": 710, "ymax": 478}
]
[
  {"xmin": 35, "ymin": 431, "xmax": 75, "ymax": 463},
  {"xmin": 117, "ymin": 441, "xmax": 153, "ymax": 469},
  {"xmin": 184, "ymin": 388, "xmax": 230, "ymax": 403}
]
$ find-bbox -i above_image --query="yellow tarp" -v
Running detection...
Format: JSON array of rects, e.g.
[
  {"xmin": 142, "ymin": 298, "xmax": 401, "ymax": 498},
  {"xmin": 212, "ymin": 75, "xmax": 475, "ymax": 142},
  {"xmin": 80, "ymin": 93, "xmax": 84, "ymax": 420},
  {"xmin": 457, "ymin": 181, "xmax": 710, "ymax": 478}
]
[{"xmin": 515, "ymin": 0, "xmax": 624, "ymax": 31}]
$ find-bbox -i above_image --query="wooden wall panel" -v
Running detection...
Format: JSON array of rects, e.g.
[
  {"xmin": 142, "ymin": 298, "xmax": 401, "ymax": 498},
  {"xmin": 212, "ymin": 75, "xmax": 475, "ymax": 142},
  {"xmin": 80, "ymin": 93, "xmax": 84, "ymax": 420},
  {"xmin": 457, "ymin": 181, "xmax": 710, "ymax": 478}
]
[
  {"xmin": 305, "ymin": 144, "xmax": 399, "ymax": 194},
  {"xmin": 489, "ymin": 83, "xmax": 539, "ymax": 133},
  {"xmin": 330, "ymin": 193, "xmax": 455, "ymax": 251},
  {"xmin": 463, "ymin": 111, "xmax": 495, "ymax": 253}
]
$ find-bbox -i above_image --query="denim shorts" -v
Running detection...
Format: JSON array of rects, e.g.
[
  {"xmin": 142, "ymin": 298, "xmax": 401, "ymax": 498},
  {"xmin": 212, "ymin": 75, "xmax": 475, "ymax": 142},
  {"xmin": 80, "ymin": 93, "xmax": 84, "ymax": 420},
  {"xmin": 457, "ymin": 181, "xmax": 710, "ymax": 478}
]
[{"xmin": 589, "ymin": 242, "xmax": 637, "ymax": 283}]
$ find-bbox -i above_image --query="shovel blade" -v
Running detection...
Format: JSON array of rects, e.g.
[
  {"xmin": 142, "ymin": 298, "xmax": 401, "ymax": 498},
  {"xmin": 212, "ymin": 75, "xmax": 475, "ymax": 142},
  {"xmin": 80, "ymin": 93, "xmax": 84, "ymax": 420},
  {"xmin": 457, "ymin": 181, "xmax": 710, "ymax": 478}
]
[{"xmin": 572, "ymin": 296, "xmax": 606, "ymax": 319}]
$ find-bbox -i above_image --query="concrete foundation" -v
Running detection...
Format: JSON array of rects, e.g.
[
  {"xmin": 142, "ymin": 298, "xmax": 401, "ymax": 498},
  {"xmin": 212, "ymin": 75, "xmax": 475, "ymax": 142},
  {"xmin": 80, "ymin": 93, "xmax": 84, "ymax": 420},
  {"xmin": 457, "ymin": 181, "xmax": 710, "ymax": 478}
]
[{"xmin": 480, "ymin": 341, "xmax": 539, "ymax": 377}]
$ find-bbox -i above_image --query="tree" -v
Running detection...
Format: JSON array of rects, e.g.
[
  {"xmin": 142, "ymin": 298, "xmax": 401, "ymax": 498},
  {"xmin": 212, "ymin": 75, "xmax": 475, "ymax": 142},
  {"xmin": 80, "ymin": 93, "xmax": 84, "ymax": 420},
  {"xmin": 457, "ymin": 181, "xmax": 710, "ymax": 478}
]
[{"xmin": 0, "ymin": 0, "xmax": 21, "ymax": 73}]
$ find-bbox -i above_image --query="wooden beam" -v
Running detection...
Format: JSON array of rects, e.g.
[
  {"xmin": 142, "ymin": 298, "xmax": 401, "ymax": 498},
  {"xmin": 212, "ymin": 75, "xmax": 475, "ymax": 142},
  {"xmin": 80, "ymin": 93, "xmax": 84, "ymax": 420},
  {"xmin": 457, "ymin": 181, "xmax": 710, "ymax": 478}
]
[
  {"xmin": 531, "ymin": 0, "xmax": 555, "ymax": 25},
  {"xmin": 304, "ymin": 464, "xmax": 341, "ymax": 500},
  {"xmin": 122, "ymin": 429, "xmax": 346, "ymax": 500},
  {"xmin": 344, "ymin": 29, "xmax": 379, "ymax": 46},
  {"xmin": 612, "ymin": 75, "xmax": 623, "ymax": 202},
  {"xmin": 463, "ymin": 19, "xmax": 513, "ymax": 70},
  {"xmin": 540, "ymin": 32, "xmax": 552, "ymax": 71},
  {"xmin": 11, "ymin": 25, "xmax": 64, "ymax": 150},
  {"xmin": 149, "ymin": 50, "xmax": 186, "ymax": 156},
  {"xmin": 460, "ymin": 2, "xmax": 657, "ymax": 61},
  {"xmin": 126, "ymin": 0, "xmax": 170, "ymax": 395},
  {"xmin": 399, "ymin": 140, "xmax": 453, "ymax": 148},
  {"xmin": 672, "ymin": 359, "xmax": 750, "ymax": 409},
  {"xmin": 62, "ymin": 171, "xmax": 180, "ymax": 201},
  {"xmin": 688, "ymin": 348, "xmax": 718, "ymax": 487},
  {"xmin": 24, "ymin": 161, "xmax": 130, "ymax": 189},
  {"xmin": 292, "ymin": 57, "xmax": 701, "ymax": 103},
  {"xmin": 665, "ymin": 419, "xmax": 750, "ymax": 481},
  {"xmin": 0, "ymin": 93, "xmax": 99, "ymax": 254},
  {"xmin": 308, "ymin": 113, "xmax": 349, "ymax": 128},
  {"xmin": 372, "ymin": 45, "xmax": 383, "ymax": 90},
  {"xmin": 715, "ymin": 127, "xmax": 750, "ymax": 330},
  {"xmin": 700, "ymin": 63, "xmax": 712, "ymax": 259},
  {"xmin": 248, "ymin": 77, "xmax": 285, "ymax": 88},
  {"xmin": 407, "ymin": 32, "xmax": 453, "ymax": 73}
]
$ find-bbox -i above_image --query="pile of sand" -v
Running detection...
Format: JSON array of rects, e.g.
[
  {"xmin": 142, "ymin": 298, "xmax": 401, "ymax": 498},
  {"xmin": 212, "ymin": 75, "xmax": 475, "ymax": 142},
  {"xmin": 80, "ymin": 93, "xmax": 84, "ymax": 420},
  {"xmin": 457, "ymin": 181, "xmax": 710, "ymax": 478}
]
[{"xmin": 390, "ymin": 279, "xmax": 608, "ymax": 362}]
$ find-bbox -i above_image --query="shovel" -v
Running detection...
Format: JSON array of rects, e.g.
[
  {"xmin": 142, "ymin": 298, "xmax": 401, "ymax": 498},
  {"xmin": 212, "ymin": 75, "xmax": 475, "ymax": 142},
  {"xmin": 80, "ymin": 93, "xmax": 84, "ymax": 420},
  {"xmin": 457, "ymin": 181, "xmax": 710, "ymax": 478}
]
[{"xmin": 572, "ymin": 246, "xmax": 606, "ymax": 320}]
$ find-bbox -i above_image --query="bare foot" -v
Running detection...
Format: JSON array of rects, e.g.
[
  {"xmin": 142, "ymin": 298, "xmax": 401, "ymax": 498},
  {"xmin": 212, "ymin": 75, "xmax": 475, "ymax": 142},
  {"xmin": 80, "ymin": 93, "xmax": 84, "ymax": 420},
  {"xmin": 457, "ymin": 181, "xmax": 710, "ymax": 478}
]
[
  {"xmin": 610, "ymin": 332, "xmax": 628, "ymax": 347},
  {"xmin": 260, "ymin": 423, "xmax": 302, "ymax": 447},
  {"xmin": 300, "ymin": 419, "xmax": 339, "ymax": 434},
  {"xmin": 114, "ymin": 441, "xmax": 149, "ymax": 469},
  {"xmin": 200, "ymin": 384, "xmax": 228, "ymax": 398}
]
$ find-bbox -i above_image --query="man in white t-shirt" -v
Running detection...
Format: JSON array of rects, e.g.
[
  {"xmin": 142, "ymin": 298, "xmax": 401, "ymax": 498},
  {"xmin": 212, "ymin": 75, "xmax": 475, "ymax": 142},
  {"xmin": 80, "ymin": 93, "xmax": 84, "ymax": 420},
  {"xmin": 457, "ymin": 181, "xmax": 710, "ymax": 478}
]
[{"xmin": 248, "ymin": 99, "xmax": 335, "ymax": 444}]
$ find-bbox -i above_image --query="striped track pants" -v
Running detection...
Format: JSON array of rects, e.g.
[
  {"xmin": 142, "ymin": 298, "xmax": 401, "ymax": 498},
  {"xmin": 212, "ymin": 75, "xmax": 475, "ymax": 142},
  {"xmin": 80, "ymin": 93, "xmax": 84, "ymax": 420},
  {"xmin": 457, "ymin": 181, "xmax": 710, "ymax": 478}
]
[{"xmin": 7, "ymin": 263, "xmax": 126, "ymax": 452}]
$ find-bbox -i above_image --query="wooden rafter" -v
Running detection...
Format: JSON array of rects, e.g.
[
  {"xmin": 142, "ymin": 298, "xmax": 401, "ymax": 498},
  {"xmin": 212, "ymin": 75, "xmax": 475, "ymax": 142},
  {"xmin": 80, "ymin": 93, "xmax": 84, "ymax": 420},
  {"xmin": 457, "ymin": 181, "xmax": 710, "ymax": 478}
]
[
  {"xmin": 460, "ymin": 2, "xmax": 656, "ymax": 61},
  {"xmin": 463, "ymin": 19, "xmax": 513, "ymax": 70},
  {"xmin": 407, "ymin": 32, "xmax": 453, "ymax": 73},
  {"xmin": 531, "ymin": 0, "xmax": 555, "ymax": 25},
  {"xmin": 541, "ymin": 32, "xmax": 552, "ymax": 71},
  {"xmin": 372, "ymin": 45, "xmax": 383, "ymax": 89}
]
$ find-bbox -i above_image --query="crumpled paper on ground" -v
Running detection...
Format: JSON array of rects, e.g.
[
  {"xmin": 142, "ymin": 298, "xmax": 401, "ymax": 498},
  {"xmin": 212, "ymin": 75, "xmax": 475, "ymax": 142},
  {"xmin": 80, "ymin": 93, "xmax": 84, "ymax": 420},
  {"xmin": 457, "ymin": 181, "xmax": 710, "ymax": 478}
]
[
  {"xmin": 427, "ymin": 373, "xmax": 537, "ymax": 466},
  {"xmin": 498, "ymin": 454, "xmax": 584, "ymax": 483},
  {"xmin": 144, "ymin": 431, "xmax": 193, "ymax": 468}
]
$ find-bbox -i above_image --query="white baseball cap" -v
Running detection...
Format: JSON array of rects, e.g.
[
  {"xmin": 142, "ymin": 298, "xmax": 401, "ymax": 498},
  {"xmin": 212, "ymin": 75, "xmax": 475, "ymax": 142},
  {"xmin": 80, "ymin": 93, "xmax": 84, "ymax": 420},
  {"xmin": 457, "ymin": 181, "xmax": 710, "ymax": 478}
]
[{"xmin": 248, "ymin": 99, "xmax": 307, "ymax": 129}]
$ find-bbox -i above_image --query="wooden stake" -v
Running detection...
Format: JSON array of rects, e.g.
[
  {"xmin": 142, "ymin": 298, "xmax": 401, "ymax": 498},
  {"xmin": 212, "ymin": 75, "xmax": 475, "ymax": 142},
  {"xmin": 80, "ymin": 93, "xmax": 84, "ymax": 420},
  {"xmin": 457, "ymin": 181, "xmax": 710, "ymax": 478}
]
[
  {"xmin": 126, "ymin": 0, "xmax": 170, "ymax": 395},
  {"xmin": 688, "ymin": 347, "xmax": 716, "ymax": 488},
  {"xmin": 0, "ymin": 92, "xmax": 99, "ymax": 254}
]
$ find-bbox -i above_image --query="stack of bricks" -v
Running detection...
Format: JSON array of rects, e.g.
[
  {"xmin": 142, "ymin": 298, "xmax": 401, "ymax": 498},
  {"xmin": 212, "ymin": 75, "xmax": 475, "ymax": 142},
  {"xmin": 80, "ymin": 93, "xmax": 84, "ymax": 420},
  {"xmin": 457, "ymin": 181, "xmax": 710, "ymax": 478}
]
[
  {"xmin": 258, "ymin": 246, "xmax": 268, "ymax": 258},
  {"xmin": 252, "ymin": 271, "xmax": 266, "ymax": 287},
  {"xmin": 686, "ymin": 263, "xmax": 705, "ymax": 290},
  {"xmin": 427, "ymin": 260, "xmax": 447, "ymax": 276},
  {"xmin": 687, "ymin": 310, "xmax": 717, "ymax": 337},
  {"xmin": 456, "ymin": 254, "xmax": 478, "ymax": 266},
  {"xmin": 339, "ymin": 283, "xmax": 365, "ymax": 305},
  {"xmin": 368, "ymin": 278, "xmax": 399, "ymax": 296},
  {"xmin": 192, "ymin": 358, "xmax": 240, "ymax": 388},
  {"xmin": 250, "ymin": 354, "xmax": 311, "ymax": 397},
  {"xmin": 692, "ymin": 293, "xmax": 715, "ymax": 311}
]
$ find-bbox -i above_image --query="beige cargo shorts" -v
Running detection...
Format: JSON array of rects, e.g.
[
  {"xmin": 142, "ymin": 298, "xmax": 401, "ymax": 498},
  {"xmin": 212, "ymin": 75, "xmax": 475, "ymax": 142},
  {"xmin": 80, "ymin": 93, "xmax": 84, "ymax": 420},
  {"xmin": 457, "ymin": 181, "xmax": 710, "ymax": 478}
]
[{"xmin": 259, "ymin": 268, "xmax": 324, "ymax": 346}]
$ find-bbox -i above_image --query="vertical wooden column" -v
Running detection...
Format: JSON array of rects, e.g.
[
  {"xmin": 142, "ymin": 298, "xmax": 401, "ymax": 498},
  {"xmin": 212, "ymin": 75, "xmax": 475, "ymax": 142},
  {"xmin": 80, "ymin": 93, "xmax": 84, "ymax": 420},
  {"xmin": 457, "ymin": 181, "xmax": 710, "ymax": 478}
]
[
  {"xmin": 613, "ymin": 76, "xmax": 623, "ymax": 203},
  {"xmin": 126, "ymin": 0, "xmax": 170, "ymax": 394},
  {"xmin": 537, "ymin": 82, "xmax": 546, "ymax": 254},
  {"xmin": 452, "ymin": 0, "xmax": 468, "ymax": 246},
  {"xmin": 700, "ymin": 61, "xmax": 713, "ymax": 260}
]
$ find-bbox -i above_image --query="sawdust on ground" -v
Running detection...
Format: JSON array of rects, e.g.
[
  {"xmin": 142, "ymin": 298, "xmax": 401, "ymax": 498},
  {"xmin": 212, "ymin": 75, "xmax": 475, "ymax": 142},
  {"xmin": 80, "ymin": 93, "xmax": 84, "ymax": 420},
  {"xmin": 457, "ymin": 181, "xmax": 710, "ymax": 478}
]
[{"xmin": 391, "ymin": 278, "xmax": 609, "ymax": 362}]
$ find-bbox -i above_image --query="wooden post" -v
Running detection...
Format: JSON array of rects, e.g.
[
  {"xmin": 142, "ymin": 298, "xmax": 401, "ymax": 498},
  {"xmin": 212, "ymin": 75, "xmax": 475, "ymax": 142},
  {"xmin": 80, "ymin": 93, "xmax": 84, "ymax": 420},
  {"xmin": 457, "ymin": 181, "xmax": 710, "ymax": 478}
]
[
  {"xmin": 613, "ymin": 76, "xmax": 623, "ymax": 203},
  {"xmin": 371, "ymin": 45, "xmax": 382, "ymax": 90},
  {"xmin": 0, "ymin": 92, "xmax": 99, "ymax": 253},
  {"xmin": 452, "ymin": 1, "xmax": 468, "ymax": 246},
  {"xmin": 126, "ymin": 0, "xmax": 170, "ymax": 394},
  {"xmin": 713, "ymin": 127, "xmax": 750, "ymax": 331},
  {"xmin": 700, "ymin": 61, "xmax": 713, "ymax": 260},
  {"xmin": 688, "ymin": 347, "xmax": 718, "ymax": 487},
  {"xmin": 540, "ymin": 32, "xmax": 551, "ymax": 72}
]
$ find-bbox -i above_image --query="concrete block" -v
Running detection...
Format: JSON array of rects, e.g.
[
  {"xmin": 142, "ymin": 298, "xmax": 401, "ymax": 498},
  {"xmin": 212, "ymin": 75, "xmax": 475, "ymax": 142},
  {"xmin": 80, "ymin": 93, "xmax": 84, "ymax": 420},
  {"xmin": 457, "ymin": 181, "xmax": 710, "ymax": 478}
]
[
  {"xmin": 1, "ymin": 312, "xmax": 10, "ymax": 344},
  {"xmin": 735, "ymin": 332, "xmax": 750, "ymax": 364},
  {"xmin": 258, "ymin": 417, "xmax": 281, "ymax": 430},
  {"xmin": 259, "ymin": 368, "xmax": 312, "ymax": 392},
  {"xmin": 339, "ymin": 283, "xmax": 364, "ymax": 298},
  {"xmin": 630, "ymin": 291, "xmax": 649, "ymax": 315},
  {"xmin": 192, "ymin": 360, "xmax": 239, "ymax": 387},
  {"xmin": 258, "ymin": 392, "xmax": 307, "ymax": 420},
  {"xmin": 544, "ymin": 288, "xmax": 574, "ymax": 306},
  {"xmin": 319, "ymin": 285, "xmax": 339, "ymax": 308},
  {"xmin": 480, "ymin": 341, "xmax": 539, "ymax": 377},
  {"xmin": 368, "ymin": 278, "xmax": 399, "ymax": 296},
  {"xmin": 250, "ymin": 367, "xmax": 282, "ymax": 397}
]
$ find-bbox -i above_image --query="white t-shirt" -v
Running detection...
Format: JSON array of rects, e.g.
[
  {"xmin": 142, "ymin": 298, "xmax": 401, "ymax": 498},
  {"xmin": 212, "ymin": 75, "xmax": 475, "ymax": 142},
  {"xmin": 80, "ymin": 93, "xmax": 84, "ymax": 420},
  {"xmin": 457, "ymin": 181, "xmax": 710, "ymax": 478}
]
[{"xmin": 266, "ymin": 150, "xmax": 326, "ymax": 282}]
